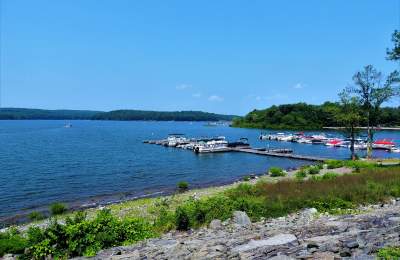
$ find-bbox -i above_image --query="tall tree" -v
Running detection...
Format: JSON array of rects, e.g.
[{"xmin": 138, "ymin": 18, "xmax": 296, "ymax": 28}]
[
  {"xmin": 346, "ymin": 65, "xmax": 399, "ymax": 158},
  {"xmin": 335, "ymin": 92, "xmax": 362, "ymax": 160},
  {"xmin": 387, "ymin": 30, "xmax": 400, "ymax": 61}
]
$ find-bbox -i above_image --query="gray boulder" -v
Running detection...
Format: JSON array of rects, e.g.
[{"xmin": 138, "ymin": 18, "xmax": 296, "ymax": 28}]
[{"xmin": 232, "ymin": 211, "xmax": 251, "ymax": 227}]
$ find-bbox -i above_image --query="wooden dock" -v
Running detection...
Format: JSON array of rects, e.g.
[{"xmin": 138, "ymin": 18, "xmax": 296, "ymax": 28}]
[{"xmin": 230, "ymin": 147, "xmax": 326, "ymax": 162}]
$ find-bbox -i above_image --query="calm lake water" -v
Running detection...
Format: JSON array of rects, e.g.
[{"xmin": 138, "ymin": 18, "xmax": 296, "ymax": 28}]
[{"xmin": 1, "ymin": 120, "xmax": 399, "ymax": 224}]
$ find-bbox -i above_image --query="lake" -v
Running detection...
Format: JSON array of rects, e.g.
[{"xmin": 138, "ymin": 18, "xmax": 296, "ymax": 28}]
[{"xmin": 1, "ymin": 120, "xmax": 399, "ymax": 224}]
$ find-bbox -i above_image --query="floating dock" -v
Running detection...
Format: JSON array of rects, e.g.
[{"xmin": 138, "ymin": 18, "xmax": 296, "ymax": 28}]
[{"xmin": 230, "ymin": 147, "xmax": 326, "ymax": 162}]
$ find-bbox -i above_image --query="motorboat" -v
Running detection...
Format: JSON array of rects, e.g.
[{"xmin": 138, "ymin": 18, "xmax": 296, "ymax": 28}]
[
  {"xmin": 194, "ymin": 137, "xmax": 230, "ymax": 153},
  {"xmin": 326, "ymin": 139, "xmax": 344, "ymax": 147},
  {"xmin": 373, "ymin": 139, "xmax": 396, "ymax": 150},
  {"xmin": 166, "ymin": 134, "xmax": 188, "ymax": 147},
  {"xmin": 228, "ymin": 138, "xmax": 250, "ymax": 148}
]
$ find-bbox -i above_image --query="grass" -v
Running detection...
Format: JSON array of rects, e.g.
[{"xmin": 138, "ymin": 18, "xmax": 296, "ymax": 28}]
[
  {"xmin": 50, "ymin": 203, "xmax": 67, "ymax": 216},
  {"xmin": 269, "ymin": 167, "xmax": 286, "ymax": 177},
  {"xmin": 1, "ymin": 162, "xmax": 400, "ymax": 258},
  {"xmin": 377, "ymin": 247, "xmax": 400, "ymax": 259},
  {"xmin": 177, "ymin": 181, "xmax": 189, "ymax": 193}
]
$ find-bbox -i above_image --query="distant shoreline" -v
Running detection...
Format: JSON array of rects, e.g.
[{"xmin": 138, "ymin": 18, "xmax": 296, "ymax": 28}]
[{"xmin": 323, "ymin": 126, "xmax": 400, "ymax": 131}]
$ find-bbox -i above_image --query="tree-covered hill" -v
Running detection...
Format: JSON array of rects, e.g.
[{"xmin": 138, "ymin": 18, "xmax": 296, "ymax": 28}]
[
  {"xmin": 92, "ymin": 110, "xmax": 236, "ymax": 121},
  {"xmin": 0, "ymin": 108, "xmax": 102, "ymax": 120},
  {"xmin": 232, "ymin": 102, "xmax": 400, "ymax": 130},
  {"xmin": 0, "ymin": 108, "xmax": 237, "ymax": 121}
]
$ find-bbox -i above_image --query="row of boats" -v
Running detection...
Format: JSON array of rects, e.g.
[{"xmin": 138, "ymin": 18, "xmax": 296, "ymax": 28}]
[
  {"xmin": 260, "ymin": 132, "xmax": 400, "ymax": 153},
  {"xmin": 144, "ymin": 134, "xmax": 249, "ymax": 153}
]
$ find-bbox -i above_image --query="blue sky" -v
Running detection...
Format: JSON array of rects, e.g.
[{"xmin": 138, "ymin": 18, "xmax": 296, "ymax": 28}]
[{"xmin": 1, "ymin": 0, "xmax": 399, "ymax": 115}]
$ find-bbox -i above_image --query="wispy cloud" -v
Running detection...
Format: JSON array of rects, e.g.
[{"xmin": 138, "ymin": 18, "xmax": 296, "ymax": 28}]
[
  {"xmin": 176, "ymin": 84, "xmax": 192, "ymax": 90},
  {"xmin": 208, "ymin": 95, "xmax": 224, "ymax": 102},
  {"xmin": 293, "ymin": 83, "xmax": 305, "ymax": 89},
  {"xmin": 192, "ymin": 92, "xmax": 202, "ymax": 98}
]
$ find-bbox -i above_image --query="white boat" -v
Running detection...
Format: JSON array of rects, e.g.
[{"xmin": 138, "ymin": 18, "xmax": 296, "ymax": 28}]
[
  {"xmin": 166, "ymin": 134, "xmax": 188, "ymax": 147},
  {"xmin": 194, "ymin": 137, "xmax": 230, "ymax": 153},
  {"xmin": 64, "ymin": 123, "xmax": 72, "ymax": 128},
  {"xmin": 390, "ymin": 147, "xmax": 400, "ymax": 153},
  {"xmin": 372, "ymin": 139, "xmax": 396, "ymax": 150}
]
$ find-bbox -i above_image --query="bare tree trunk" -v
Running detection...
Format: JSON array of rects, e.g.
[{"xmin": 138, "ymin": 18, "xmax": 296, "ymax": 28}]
[
  {"xmin": 350, "ymin": 126, "xmax": 356, "ymax": 160},
  {"xmin": 366, "ymin": 111, "xmax": 372, "ymax": 159}
]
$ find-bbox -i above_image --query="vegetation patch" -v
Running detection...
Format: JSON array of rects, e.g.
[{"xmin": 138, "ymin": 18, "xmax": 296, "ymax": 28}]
[
  {"xmin": 377, "ymin": 247, "xmax": 400, "ymax": 259},
  {"xmin": 269, "ymin": 167, "xmax": 286, "ymax": 177}
]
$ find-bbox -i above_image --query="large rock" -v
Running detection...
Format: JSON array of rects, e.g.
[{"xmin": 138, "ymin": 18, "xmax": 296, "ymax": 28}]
[
  {"xmin": 209, "ymin": 219, "xmax": 222, "ymax": 230},
  {"xmin": 232, "ymin": 211, "xmax": 251, "ymax": 227},
  {"xmin": 233, "ymin": 234, "xmax": 298, "ymax": 252}
]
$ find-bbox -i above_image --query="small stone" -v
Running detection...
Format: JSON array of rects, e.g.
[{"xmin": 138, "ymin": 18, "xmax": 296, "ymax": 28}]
[
  {"xmin": 269, "ymin": 255, "xmax": 295, "ymax": 260},
  {"xmin": 233, "ymin": 234, "xmax": 298, "ymax": 252},
  {"xmin": 307, "ymin": 242, "xmax": 319, "ymax": 249},
  {"xmin": 232, "ymin": 211, "xmax": 251, "ymax": 227},
  {"xmin": 346, "ymin": 241, "xmax": 359, "ymax": 249},
  {"xmin": 209, "ymin": 219, "xmax": 222, "ymax": 230},
  {"xmin": 308, "ymin": 247, "xmax": 318, "ymax": 253},
  {"xmin": 340, "ymin": 249, "xmax": 352, "ymax": 257},
  {"xmin": 388, "ymin": 217, "xmax": 400, "ymax": 222}
]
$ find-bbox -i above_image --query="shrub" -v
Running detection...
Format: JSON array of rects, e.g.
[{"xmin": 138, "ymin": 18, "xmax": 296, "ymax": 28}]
[
  {"xmin": 295, "ymin": 170, "xmax": 307, "ymax": 180},
  {"xmin": 377, "ymin": 247, "xmax": 400, "ymax": 259},
  {"xmin": 325, "ymin": 160, "xmax": 343, "ymax": 169},
  {"xmin": 0, "ymin": 229, "xmax": 28, "ymax": 257},
  {"xmin": 307, "ymin": 166, "xmax": 320, "ymax": 175},
  {"xmin": 243, "ymin": 175, "xmax": 251, "ymax": 181},
  {"xmin": 177, "ymin": 181, "xmax": 189, "ymax": 193},
  {"xmin": 175, "ymin": 206, "xmax": 190, "ymax": 231},
  {"xmin": 322, "ymin": 172, "xmax": 338, "ymax": 180},
  {"xmin": 28, "ymin": 211, "xmax": 44, "ymax": 221},
  {"xmin": 269, "ymin": 167, "xmax": 286, "ymax": 177},
  {"xmin": 50, "ymin": 203, "xmax": 67, "ymax": 215}
]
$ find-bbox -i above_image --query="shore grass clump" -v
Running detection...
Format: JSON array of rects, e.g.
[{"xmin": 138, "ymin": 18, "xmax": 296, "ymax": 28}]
[
  {"xmin": 325, "ymin": 160, "xmax": 344, "ymax": 169},
  {"xmin": 50, "ymin": 203, "xmax": 67, "ymax": 216},
  {"xmin": 377, "ymin": 247, "xmax": 400, "ymax": 259},
  {"xmin": 0, "ymin": 209, "xmax": 157, "ymax": 258},
  {"xmin": 28, "ymin": 211, "xmax": 45, "ymax": 221},
  {"xmin": 307, "ymin": 166, "xmax": 320, "ymax": 175},
  {"xmin": 269, "ymin": 167, "xmax": 286, "ymax": 177},
  {"xmin": 295, "ymin": 169, "xmax": 307, "ymax": 180},
  {"xmin": 177, "ymin": 181, "xmax": 189, "ymax": 193}
]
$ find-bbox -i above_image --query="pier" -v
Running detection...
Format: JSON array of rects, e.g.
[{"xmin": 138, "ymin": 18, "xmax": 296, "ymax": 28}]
[{"xmin": 230, "ymin": 147, "xmax": 326, "ymax": 162}]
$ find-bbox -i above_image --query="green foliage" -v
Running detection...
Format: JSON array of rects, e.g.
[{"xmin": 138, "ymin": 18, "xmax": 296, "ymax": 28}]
[
  {"xmin": 28, "ymin": 211, "xmax": 45, "ymax": 221},
  {"xmin": 387, "ymin": 30, "xmax": 400, "ymax": 61},
  {"xmin": 307, "ymin": 166, "xmax": 320, "ymax": 175},
  {"xmin": 377, "ymin": 246, "xmax": 400, "ymax": 259},
  {"xmin": 92, "ymin": 110, "xmax": 236, "ymax": 121},
  {"xmin": 0, "ymin": 228, "xmax": 28, "ymax": 257},
  {"xmin": 295, "ymin": 169, "xmax": 307, "ymax": 180},
  {"xmin": 242, "ymin": 175, "xmax": 251, "ymax": 181},
  {"xmin": 177, "ymin": 181, "xmax": 189, "ymax": 193},
  {"xmin": 50, "ymin": 203, "xmax": 67, "ymax": 216},
  {"xmin": 0, "ymin": 210, "xmax": 157, "ymax": 259},
  {"xmin": 269, "ymin": 167, "xmax": 286, "ymax": 177},
  {"xmin": 321, "ymin": 172, "xmax": 338, "ymax": 180},
  {"xmin": 175, "ymin": 206, "xmax": 190, "ymax": 231},
  {"xmin": 325, "ymin": 160, "xmax": 344, "ymax": 169},
  {"xmin": 231, "ymin": 101, "xmax": 400, "ymax": 130}
]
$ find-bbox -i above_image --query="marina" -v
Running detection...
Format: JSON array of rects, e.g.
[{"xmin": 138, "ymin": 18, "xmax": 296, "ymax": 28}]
[{"xmin": 144, "ymin": 135, "xmax": 327, "ymax": 161}]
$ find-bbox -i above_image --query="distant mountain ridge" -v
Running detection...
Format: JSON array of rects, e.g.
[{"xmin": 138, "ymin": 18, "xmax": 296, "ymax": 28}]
[{"xmin": 0, "ymin": 108, "xmax": 237, "ymax": 121}]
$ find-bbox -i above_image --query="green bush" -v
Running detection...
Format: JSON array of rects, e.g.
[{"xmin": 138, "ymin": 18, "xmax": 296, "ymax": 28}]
[
  {"xmin": 377, "ymin": 247, "xmax": 400, "ymax": 259},
  {"xmin": 28, "ymin": 211, "xmax": 45, "ymax": 221},
  {"xmin": 175, "ymin": 206, "xmax": 190, "ymax": 231},
  {"xmin": 177, "ymin": 181, "xmax": 189, "ymax": 193},
  {"xmin": 295, "ymin": 170, "xmax": 307, "ymax": 180},
  {"xmin": 242, "ymin": 175, "xmax": 251, "ymax": 181},
  {"xmin": 269, "ymin": 167, "xmax": 286, "ymax": 177},
  {"xmin": 325, "ymin": 160, "xmax": 344, "ymax": 169},
  {"xmin": 0, "ymin": 229, "xmax": 28, "ymax": 257},
  {"xmin": 322, "ymin": 172, "xmax": 338, "ymax": 180},
  {"xmin": 50, "ymin": 203, "xmax": 67, "ymax": 215},
  {"xmin": 307, "ymin": 166, "xmax": 320, "ymax": 175}
]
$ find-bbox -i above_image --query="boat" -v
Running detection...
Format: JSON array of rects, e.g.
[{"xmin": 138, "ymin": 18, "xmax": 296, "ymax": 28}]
[
  {"xmin": 372, "ymin": 139, "xmax": 396, "ymax": 150},
  {"xmin": 194, "ymin": 137, "xmax": 230, "ymax": 153},
  {"xmin": 64, "ymin": 123, "xmax": 72, "ymax": 128},
  {"xmin": 390, "ymin": 147, "xmax": 400, "ymax": 153},
  {"xmin": 166, "ymin": 134, "xmax": 188, "ymax": 147},
  {"xmin": 326, "ymin": 139, "xmax": 343, "ymax": 147},
  {"xmin": 228, "ymin": 138, "xmax": 250, "ymax": 148}
]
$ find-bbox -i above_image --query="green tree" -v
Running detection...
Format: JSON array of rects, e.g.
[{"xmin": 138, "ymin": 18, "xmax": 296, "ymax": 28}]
[
  {"xmin": 387, "ymin": 30, "xmax": 400, "ymax": 61},
  {"xmin": 336, "ymin": 92, "xmax": 362, "ymax": 160},
  {"xmin": 346, "ymin": 65, "xmax": 399, "ymax": 158}
]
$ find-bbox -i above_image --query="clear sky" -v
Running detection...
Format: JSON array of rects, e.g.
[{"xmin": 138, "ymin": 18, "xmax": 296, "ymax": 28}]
[{"xmin": 1, "ymin": 0, "xmax": 399, "ymax": 115}]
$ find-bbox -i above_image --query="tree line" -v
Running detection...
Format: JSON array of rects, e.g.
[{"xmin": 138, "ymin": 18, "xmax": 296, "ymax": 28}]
[{"xmin": 0, "ymin": 108, "xmax": 236, "ymax": 122}]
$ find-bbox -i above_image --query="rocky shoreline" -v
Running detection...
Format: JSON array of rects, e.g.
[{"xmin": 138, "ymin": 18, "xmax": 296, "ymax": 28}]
[{"xmin": 79, "ymin": 199, "xmax": 400, "ymax": 260}]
